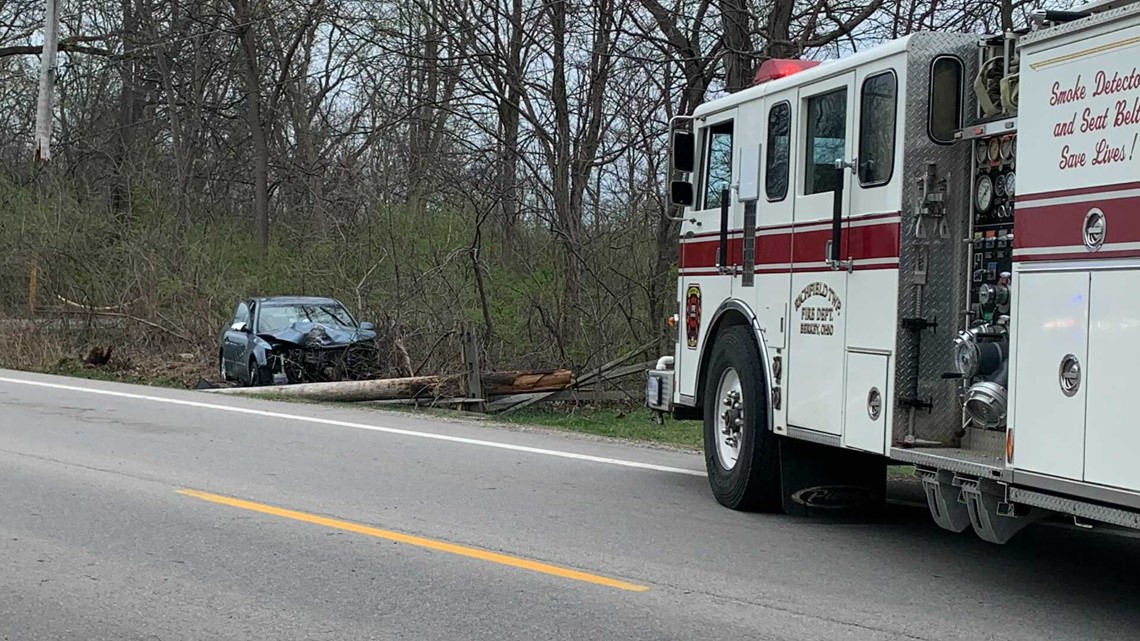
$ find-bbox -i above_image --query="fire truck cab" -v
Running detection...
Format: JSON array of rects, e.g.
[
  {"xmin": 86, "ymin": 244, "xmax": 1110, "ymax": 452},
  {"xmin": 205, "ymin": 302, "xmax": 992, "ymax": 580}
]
[{"xmin": 647, "ymin": 0, "xmax": 1140, "ymax": 542}]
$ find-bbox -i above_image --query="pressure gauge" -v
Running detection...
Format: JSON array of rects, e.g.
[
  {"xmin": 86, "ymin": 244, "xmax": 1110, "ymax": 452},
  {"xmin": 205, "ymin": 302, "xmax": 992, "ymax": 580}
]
[
  {"xmin": 1004, "ymin": 171, "xmax": 1015, "ymax": 197},
  {"xmin": 975, "ymin": 173, "xmax": 994, "ymax": 213},
  {"xmin": 976, "ymin": 140, "xmax": 989, "ymax": 165},
  {"xmin": 978, "ymin": 283, "xmax": 996, "ymax": 306},
  {"xmin": 995, "ymin": 174, "xmax": 1007, "ymax": 198},
  {"xmin": 988, "ymin": 138, "xmax": 1001, "ymax": 163},
  {"xmin": 1000, "ymin": 136, "xmax": 1013, "ymax": 160}
]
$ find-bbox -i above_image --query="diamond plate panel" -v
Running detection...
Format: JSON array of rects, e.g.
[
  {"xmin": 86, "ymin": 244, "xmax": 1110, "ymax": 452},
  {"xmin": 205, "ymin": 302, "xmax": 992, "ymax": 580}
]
[
  {"xmin": 1009, "ymin": 487, "xmax": 1140, "ymax": 531},
  {"xmin": 1020, "ymin": 2, "xmax": 1140, "ymax": 47},
  {"xmin": 892, "ymin": 33, "xmax": 978, "ymax": 448},
  {"xmin": 892, "ymin": 446, "xmax": 1009, "ymax": 480},
  {"xmin": 786, "ymin": 425, "xmax": 841, "ymax": 448}
]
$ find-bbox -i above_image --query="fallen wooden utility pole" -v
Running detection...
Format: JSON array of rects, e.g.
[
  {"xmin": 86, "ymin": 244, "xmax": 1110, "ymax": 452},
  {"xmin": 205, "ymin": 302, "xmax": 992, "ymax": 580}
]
[{"xmin": 205, "ymin": 369, "xmax": 575, "ymax": 403}]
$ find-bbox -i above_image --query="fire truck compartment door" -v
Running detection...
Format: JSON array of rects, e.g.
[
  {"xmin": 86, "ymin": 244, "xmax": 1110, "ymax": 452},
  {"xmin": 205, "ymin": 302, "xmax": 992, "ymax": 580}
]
[
  {"xmin": 1084, "ymin": 270, "xmax": 1140, "ymax": 493},
  {"xmin": 787, "ymin": 71, "xmax": 855, "ymax": 436},
  {"xmin": 843, "ymin": 351, "xmax": 888, "ymax": 454},
  {"xmin": 1011, "ymin": 271, "xmax": 1089, "ymax": 482}
]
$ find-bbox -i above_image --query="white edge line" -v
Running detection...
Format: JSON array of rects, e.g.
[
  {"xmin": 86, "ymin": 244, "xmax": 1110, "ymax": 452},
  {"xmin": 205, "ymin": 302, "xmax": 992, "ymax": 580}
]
[{"xmin": 0, "ymin": 376, "xmax": 706, "ymax": 477}]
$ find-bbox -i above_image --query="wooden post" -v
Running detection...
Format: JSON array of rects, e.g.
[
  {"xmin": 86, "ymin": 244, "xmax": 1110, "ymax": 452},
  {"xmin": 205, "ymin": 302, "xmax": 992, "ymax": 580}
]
[
  {"xmin": 460, "ymin": 322, "xmax": 484, "ymax": 412},
  {"xmin": 28, "ymin": 260, "xmax": 38, "ymax": 314}
]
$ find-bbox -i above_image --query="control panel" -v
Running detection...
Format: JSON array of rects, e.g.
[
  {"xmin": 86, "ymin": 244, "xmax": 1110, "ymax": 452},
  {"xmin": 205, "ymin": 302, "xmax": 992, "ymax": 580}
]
[{"xmin": 969, "ymin": 133, "xmax": 1015, "ymax": 323}]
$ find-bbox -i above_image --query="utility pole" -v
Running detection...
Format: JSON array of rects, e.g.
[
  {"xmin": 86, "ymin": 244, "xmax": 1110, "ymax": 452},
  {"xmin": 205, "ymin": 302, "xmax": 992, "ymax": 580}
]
[{"xmin": 34, "ymin": 0, "xmax": 60, "ymax": 163}]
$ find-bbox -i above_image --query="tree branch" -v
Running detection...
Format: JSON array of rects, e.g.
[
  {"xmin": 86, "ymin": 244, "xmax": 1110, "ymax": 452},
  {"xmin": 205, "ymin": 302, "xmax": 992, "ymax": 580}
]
[{"xmin": 0, "ymin": 37, "xmax": 115, "ymax": 58}]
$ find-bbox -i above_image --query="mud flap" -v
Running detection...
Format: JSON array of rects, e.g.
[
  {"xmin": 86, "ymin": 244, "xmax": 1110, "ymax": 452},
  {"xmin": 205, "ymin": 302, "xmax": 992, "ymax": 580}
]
[
  {"xmin": 960, "ymin": 478, "xmax": 1047, "ymax": 544},
  {"xmin": 919, "ymin": 469, "xmax": 972, "ymax": 533}
]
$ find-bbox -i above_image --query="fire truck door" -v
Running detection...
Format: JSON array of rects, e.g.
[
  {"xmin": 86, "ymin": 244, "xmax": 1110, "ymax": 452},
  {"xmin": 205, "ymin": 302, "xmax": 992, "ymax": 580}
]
[
  {"xmin": 786, "ymin": 72, "xmax": 856, "ymax": 437},
  {"xmin": 675, "ymin": 107, "xmax": 739, "ymax": 401},
  {"xmin": 839, "ymin": 62, "xmax": 902, "ymax": 455}
]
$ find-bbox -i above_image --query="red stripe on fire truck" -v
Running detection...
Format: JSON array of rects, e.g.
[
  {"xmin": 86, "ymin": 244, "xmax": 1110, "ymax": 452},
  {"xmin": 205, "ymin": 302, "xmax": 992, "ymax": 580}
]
[{"xmin": 678, "ymin": 216, "xmax": 900, "ymax": 273}]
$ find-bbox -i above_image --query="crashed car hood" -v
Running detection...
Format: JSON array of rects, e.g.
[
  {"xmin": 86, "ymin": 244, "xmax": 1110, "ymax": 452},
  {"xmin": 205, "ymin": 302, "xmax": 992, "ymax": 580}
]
[{"xmin": 258, "ymin": 321, "xmax": 376, "ymax": 346}]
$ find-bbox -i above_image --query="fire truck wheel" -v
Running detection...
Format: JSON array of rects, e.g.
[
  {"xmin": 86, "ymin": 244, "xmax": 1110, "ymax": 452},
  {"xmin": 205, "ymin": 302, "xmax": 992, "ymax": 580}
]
[{"xmin": 703, "ymin": 325, "xmax": 780, "ymax": 512}]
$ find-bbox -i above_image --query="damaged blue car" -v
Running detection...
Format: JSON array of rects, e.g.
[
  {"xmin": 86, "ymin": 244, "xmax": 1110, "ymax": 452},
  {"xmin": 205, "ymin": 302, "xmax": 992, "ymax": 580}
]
[{"xmin": 218, "ymin": 296, "xmax": 380, "ymax": 385}]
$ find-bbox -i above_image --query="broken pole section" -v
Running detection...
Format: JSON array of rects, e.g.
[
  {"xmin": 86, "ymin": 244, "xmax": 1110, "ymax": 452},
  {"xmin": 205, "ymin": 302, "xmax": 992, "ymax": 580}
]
[
  {"xmin": 207, "ymin": 369, "xmax": 575, "ymax": 403},
  {"xmin": 459, "ymin": 322, "xmax": 484, "ymax": 412}
]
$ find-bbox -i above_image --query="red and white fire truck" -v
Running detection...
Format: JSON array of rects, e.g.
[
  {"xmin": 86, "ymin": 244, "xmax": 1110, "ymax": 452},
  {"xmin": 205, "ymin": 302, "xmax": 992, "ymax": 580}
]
[{"xmin": 646, "ymin": 0, "xmax": 1140, "ymax": 543}]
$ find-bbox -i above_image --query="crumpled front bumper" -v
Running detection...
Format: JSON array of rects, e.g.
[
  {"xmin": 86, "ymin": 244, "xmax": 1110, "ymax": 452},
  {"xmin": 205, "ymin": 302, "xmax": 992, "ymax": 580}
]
[{"xmin": 273, "ymin": 341, "xmax": 381, "ymax": 383}]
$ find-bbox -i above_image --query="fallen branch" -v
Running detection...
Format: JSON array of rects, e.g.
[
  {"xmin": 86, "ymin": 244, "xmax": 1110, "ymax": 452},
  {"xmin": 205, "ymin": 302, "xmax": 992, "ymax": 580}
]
[
  {"xmin": 54, "ymin": 292, "xmax": 140, "ymax": 311},
  {"xmin": 52, "ymin": 309, "xmax": 195, "ymax": 344}
]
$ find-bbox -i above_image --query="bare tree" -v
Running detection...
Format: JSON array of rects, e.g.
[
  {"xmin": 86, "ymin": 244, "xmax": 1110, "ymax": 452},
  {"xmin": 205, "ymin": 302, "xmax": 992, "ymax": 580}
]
[{"xmin": 0, "ymin": 0, "xmax": 1068, "ymax": 376}]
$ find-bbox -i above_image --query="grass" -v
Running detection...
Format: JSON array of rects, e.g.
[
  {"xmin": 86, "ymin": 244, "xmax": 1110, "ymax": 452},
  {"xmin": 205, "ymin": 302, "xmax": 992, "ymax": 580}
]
[
  {"xmin": 496, "ymin": 403, "xmax": 702, "ymax": 449},
  {"xmin": 889, "ymin": 464, "xmax": 917, "ymax": 479},
  {"xmin": 43, "ymin": 359, "xmax": 201, "ymax": 389}
]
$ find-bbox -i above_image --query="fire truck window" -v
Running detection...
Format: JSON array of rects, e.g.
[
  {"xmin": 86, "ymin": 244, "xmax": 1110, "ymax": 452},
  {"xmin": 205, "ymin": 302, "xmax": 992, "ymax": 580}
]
[
  {"xmin": 702, "ymin": 120, "xmax": 734, "ymax": 210},
  {"xmin": 766, "ymin": 102, "xmax": 791, "ymax": 201},
  {"xmin": 858, "ymin": 71, "xmax": 897, "ymax": 187},
  {"xmin": 929, "ymin": 56, "xmax": 963, "ymax": 144},
  {"xmin": 804, "ymin": 88, "xmax": 847, "ymax": 195}
]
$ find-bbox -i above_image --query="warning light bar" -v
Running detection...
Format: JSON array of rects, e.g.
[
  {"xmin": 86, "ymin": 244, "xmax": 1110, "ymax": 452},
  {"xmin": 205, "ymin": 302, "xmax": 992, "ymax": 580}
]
[{"xmin": 753, "ymin": 59, "xmax": 822, "ymax": 85}]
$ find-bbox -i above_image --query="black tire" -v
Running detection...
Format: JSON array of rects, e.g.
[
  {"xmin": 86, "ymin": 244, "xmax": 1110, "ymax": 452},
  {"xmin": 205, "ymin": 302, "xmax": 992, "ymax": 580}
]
[
  {"xmin": 247, "ymin": 356, "xmax": 273, "ymax": 387},
  {"xmin": 703, "ymin": 325, "xmax": 781, "ymax": 512}
]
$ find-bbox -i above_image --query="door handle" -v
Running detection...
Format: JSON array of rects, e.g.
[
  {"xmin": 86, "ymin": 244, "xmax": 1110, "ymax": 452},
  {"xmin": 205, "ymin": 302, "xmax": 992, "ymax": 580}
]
[
  {"xmin": 824, "ymin": 240, "xmax": 853, "ymax": 272},
  {"xmin": 834, "ymin": 157, "xmax": 857, "ymax": 174},
  {"xmin": 825, "ymin": 239, "xmax": 852, "ymax": 269}
]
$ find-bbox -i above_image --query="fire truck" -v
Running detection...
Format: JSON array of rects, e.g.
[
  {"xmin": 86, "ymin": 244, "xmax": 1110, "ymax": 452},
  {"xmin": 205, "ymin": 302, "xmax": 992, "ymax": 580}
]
[{"xmin": 646, "ymin": 0, "xmax": 1140, "ymax": 543}]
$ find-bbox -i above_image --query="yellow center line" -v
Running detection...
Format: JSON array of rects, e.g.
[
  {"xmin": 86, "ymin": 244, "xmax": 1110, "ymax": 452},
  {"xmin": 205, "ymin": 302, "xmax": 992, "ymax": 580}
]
[{"xmin": 177, "ymin": 489, "xmax": 649, "ymax": 593}]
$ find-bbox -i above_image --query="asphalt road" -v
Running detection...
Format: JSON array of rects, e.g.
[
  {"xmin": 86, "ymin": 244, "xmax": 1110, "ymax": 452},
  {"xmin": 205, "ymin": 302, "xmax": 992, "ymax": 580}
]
[{"xmin": 2, "ymin": 369, "xmax": 1139, "ymax": 641}]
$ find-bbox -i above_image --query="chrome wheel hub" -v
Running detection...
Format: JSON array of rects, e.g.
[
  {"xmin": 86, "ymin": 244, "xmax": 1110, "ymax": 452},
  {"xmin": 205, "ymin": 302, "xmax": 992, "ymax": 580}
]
[{"xmin": 715, "ymin": 368, "xmax": 744, "ymax": 470}]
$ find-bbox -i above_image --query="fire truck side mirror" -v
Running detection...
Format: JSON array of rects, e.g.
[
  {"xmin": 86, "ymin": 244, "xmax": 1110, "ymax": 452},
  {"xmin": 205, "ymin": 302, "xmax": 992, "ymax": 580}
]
[
  {"xmin": 671, "ymin": 130, "xmax": 695, "ymax": 173},
  {"xmin": 670, "ymin": 181, "xmax": 694, "ymax": 207}
]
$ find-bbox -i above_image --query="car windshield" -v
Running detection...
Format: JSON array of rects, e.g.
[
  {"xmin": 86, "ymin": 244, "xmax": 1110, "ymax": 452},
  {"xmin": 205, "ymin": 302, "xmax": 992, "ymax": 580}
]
[{"xmin": 257, "ymin": 303, "xmax": 354, "ymax": 333}]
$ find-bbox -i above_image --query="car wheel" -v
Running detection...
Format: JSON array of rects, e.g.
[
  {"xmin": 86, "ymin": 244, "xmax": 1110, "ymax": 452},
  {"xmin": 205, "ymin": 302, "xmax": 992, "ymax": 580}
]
[
  {"xmin": 247, "ymin": 356, "xmax": 272, "ymax": 387},
  {"xmin": 703, "ymin": 325, "xmax": 780, "ymax": 512}
]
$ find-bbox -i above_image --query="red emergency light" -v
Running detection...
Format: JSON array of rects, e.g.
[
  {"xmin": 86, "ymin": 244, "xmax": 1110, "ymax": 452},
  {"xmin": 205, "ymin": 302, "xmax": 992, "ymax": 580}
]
[{"xmin": 753, "ymin": 59, "xmax": 821, "ymax": 85}]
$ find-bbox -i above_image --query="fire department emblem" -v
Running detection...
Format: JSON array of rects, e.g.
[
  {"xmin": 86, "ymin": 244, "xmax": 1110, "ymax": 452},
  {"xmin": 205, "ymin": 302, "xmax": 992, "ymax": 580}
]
[{"xmin": 685, "ymin": 284, "xmax": 701, "ymax": 349}]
